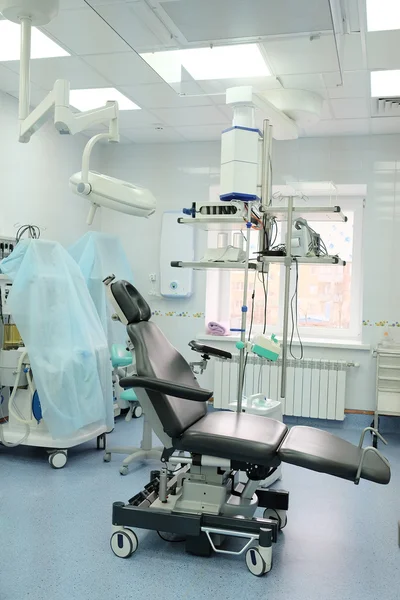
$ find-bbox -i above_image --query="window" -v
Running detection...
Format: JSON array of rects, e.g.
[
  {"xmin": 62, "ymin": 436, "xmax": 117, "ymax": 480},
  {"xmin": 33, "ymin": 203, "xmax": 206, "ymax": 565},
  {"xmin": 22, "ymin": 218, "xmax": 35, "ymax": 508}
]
[{"xmin": 206, "ymin": 198, "xmax": 363, "ymax": 340}]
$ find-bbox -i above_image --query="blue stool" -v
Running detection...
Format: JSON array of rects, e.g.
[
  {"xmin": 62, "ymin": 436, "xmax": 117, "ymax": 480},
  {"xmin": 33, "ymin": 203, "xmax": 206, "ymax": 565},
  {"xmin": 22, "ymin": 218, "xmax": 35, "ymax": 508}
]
[{"xmin": 111, "ymin": 344, "xmax": 142, "ymax": 419}]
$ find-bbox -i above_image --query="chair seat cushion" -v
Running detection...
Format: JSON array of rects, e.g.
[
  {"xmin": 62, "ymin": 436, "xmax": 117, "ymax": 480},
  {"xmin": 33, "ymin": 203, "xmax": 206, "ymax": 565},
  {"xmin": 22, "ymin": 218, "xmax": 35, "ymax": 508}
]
[
  {"xmin": 174, "ymin": 411, "xmax": 288, "ymax": 467},
  {"xmin": 278, "ymin": 426, "xmax": 391, "ymax": 485}
]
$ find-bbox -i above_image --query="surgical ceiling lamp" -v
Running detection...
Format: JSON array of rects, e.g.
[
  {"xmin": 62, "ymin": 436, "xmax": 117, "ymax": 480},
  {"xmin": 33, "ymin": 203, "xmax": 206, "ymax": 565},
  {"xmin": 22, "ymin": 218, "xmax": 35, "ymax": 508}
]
[{"xmin": 0, "ymin": 0, "xmax": 156, "ymax": 225}]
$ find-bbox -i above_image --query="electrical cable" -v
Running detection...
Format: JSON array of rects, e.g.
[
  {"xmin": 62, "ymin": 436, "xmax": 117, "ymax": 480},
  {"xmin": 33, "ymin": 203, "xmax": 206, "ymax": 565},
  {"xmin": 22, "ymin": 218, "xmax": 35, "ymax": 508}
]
[
  {"xmin": 15, "ymin": 224, "xmax": 41, "ymax": 243},
  {"xmin": 261, "ymin": 268, "xmax": 268, "ymax": 335},
  {"xmin": 258, "ymin": 361, "xmax": 263, "ymax": 392},
  {"xmin": 270, "ymin": 218, "xmax": 278, "ymax": 248},
  {"xmin": 0, "ymin": 351, "xmax": 30, "ymax": 447},
  {"xmin": 289, "ymin": 259, "xmax": 304, "ymax": 360},
  {"xmin": 248, "ymin": 269, "xmax": 257, "ymax": 341}
]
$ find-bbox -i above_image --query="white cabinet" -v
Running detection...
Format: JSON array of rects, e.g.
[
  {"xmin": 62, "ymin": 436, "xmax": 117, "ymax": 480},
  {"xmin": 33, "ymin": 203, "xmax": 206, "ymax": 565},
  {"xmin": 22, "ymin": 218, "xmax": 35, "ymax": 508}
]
[{"xmin": 375, "ymin": 349, "xmax": 400, "ymax": 418}]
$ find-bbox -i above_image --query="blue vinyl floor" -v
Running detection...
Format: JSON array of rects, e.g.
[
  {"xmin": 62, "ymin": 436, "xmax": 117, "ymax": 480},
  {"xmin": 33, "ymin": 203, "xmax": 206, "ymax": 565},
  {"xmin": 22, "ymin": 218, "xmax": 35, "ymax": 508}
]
[{"xmin": 0, "ymin": 417, "xmax": 399, "ymax": 600}]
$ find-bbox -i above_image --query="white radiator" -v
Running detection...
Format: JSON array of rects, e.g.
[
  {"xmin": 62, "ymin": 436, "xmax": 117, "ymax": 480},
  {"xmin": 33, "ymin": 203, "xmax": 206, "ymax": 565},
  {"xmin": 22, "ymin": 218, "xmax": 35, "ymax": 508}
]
[{"xmin": 213, "ymin": 356, "xmax": 353, "ymax": 420}]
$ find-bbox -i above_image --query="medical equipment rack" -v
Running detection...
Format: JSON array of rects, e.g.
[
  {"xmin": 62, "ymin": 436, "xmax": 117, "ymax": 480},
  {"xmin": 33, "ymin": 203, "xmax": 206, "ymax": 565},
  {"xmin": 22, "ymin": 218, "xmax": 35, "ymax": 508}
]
[
  {"xmin": 373, "ymin": 346, "xmax": 400, "ymax": 447},
  {"xmin": 174, "ymin": 197, "xmax": 348, "ymax": 410}
]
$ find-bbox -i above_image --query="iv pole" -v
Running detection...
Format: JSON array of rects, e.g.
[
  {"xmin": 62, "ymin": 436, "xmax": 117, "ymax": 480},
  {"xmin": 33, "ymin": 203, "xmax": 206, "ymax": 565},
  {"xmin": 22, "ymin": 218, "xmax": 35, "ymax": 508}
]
[
  {"xmin": 236, "ymin": 118, "xmax": 272, "ymax": 413},
  {"xmin": 280, "ymin": 196, "xmax": 293, "ymax": 400}
]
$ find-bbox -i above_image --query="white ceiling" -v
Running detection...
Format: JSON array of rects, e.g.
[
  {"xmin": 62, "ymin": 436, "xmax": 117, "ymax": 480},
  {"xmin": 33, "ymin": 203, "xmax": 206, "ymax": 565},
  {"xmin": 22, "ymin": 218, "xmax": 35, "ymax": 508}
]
[{"xmin": 0, "ymin": 0, "xmax": 400, "ymax": 142}]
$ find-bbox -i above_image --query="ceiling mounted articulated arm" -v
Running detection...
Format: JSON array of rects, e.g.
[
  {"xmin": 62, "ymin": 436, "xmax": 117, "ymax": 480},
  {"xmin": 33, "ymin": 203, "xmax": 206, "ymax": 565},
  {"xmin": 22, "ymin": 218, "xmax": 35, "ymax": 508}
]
[
  {"xmin": 78, "ymin": 133, "xmax": 112, "ymax": 225},
  {"xmin": 19, "ymin": 77, "xmax": 120, "ymax": 143},
  {"xmin": 0, "ymin": 0, "xmax": 157, "ymax": 225}
]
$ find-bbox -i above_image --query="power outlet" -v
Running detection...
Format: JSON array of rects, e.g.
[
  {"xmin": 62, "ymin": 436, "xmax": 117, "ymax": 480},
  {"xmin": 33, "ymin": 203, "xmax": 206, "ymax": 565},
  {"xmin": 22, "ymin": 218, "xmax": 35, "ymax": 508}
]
[{"xmin": 149, "ymin": 273, "xmax": 157, "ymax": 282}]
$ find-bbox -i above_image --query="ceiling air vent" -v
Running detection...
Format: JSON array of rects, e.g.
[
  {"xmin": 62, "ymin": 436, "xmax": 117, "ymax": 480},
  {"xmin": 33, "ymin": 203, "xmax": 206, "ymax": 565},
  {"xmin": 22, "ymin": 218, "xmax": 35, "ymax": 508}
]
[{"xmin": 374, "ymin": 97, "xmax": 400, "ymax": 117}]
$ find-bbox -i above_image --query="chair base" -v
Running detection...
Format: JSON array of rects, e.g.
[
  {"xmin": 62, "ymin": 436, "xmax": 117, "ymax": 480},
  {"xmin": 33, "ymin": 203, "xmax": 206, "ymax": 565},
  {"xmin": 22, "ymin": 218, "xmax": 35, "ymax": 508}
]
[{"xmin": 110, "ymin": 462, "xmax": 289, "ymax": 575}]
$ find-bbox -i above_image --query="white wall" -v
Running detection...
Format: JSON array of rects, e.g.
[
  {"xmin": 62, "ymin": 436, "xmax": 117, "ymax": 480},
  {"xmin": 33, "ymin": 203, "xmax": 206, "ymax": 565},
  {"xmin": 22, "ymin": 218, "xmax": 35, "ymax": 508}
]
[
  {"xmin": 99, "ymin": 133, "xmax": 400, "ymax": 412},
  {"xmin": 0, "ymin": 92, "xmax": 97, "ymax": 246},
  {"xmin": 97, "ymin": 142, "xmax": 221, "ymax": 361}
]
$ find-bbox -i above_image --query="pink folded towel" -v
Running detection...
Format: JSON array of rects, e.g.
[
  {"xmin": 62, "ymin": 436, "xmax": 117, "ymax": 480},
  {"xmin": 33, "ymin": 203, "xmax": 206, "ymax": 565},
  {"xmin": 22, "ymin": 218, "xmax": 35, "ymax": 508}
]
[{"xmin": 207, "ymin": 321, "xmax": 229, "ymax": 336}]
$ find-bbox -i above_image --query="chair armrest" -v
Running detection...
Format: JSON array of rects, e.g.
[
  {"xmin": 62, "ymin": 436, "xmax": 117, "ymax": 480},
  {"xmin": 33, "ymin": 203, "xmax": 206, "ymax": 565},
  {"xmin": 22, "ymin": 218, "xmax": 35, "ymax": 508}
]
[
  {"xmin": 119, "ymin": 376, "xmax": 213, "ymax": 402},
  {"xmin": 189, "ymin": 340, "xmax": 232, "ymax": 360}
]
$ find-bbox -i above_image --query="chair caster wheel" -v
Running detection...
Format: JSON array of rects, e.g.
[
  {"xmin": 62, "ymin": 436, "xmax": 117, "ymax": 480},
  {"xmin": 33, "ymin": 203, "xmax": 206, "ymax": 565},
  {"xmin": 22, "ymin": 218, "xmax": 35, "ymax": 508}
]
[
  {"xmin": 104, "ymin": 453, "xmax": 111, "ymax": 463},
  {"xmin": 245, "ymin": 547, "xmax": 272, "ymax": 576},
  {"xmin": 48, "ymin": 451, "xmax": 67, "ymax": 469},
  {"xmin": 133, "ymin": 405, "xmax": 143, "ymax": 419},
  {"xmin": 110, "ymin": 528, "xmax": 138, "ymax": 558},
  {"xmin": 263, "ymin": 508, "xmax": 287, "ymax": 530},
  {"xmin": 120, "ymin": 465, "xmax": 129, "ymax": 476}
]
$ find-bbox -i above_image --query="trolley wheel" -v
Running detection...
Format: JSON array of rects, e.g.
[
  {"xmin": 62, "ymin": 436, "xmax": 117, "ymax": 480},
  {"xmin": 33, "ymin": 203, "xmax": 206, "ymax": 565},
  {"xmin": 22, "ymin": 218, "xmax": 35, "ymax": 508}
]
[
  {"xmin": 48, "ymin": 450, "xmax": 67, "ymax": 469},
  {"xmin": 120, "ymin": 465, "xmax": 129, "ymax": 476},
  {"xmin": 110, "ymin": 529, "xmax": 138, "ymax": 559},
  {"xmin": 103, "ymin": 452, "xmax": 111, "ymax": 463},
  {"xmin": 245, "ymin": 547, "xmax": 268, "ymax": 577},
  {"xmin": 97, "ymin": 433, "xmax": 106, "ymax": 450},
  {"xmin": 263, "ymin": 508, "xmax": 287, "ymax": 530},
  {"xmin": 132, "ymin": 405, "xmax": 143, "ymax": 419}
]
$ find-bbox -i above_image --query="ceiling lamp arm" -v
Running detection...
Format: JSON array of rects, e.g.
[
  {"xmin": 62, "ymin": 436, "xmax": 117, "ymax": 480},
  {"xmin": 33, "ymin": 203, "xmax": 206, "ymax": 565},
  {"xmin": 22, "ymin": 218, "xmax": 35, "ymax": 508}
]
[
  {"xmin": 77, "ymin": 133, "xmax": 111, "ymax": 225},
  {"xmin": 18, "ymin": 19, "xmax": 120, "ymax": 143}
]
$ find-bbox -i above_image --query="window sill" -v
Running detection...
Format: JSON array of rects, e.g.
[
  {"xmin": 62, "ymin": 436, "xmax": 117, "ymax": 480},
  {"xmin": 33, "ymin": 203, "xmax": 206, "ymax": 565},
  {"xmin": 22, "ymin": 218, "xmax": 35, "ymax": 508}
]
[{"xmin": 196, "ymin": 334, "xmax": 371, "ymax": 351}]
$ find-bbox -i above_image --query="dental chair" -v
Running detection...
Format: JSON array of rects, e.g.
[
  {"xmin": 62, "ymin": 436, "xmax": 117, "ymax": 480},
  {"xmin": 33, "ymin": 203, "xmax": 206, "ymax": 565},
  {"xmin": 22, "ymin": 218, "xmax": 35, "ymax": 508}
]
[{"xmin": 105, "ymin": 279, "xmax": 391, "ymax": 577}]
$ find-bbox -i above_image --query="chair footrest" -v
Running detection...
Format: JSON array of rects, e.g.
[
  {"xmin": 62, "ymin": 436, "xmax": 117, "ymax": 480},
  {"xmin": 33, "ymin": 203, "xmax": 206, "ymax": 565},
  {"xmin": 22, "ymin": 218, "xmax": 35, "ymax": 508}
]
[{"xmin": 278, "ymin": 426, "xmax": 390, "ymax": 485}]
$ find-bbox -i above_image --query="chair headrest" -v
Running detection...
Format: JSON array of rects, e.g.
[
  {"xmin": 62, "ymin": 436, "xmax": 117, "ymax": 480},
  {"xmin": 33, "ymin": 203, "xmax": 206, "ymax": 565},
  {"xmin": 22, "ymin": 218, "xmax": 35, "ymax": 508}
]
[{"xmin": 110, "ymin": 280, "xmax": 151, "ymax": 324}]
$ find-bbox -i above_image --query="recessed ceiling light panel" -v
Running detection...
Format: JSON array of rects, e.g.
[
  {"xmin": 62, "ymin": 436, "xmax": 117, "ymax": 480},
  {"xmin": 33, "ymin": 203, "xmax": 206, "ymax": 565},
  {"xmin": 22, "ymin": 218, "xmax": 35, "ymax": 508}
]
[
  {"xmin": 366, "ymin": 0, "xmax": 400, "ymax": 31},
  {"xmin": 141, "ymin": 43, "xmax": 271, "ymax": 83},
  {"xmin": 370, "ymin": 70, "xmax": 400, "ymax": 97},
  {"xmin": 70, "ymin": 88, "xmax": 141, "ymax": 112}
]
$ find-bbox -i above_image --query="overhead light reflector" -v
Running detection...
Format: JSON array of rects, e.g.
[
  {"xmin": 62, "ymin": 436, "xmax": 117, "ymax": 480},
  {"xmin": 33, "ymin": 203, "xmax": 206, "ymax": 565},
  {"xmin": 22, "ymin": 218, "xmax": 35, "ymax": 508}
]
[
  {"xmin": 370, "ymin": 70, "xmax": 400, "ymax": 97},
  {"xmin": 0, "ymin": 20, "xmax": 69, "ymax": 60},
  {"xmin": 141, "ymin": 44, "xmax": 271, "ymax": 83},
  {"xmin": 366, "ymin": 0, "xmax": 400, "ymax": 32},
  {"xmin": 70, "ymin": 88, "xmax": 141, "ymax": 112}
]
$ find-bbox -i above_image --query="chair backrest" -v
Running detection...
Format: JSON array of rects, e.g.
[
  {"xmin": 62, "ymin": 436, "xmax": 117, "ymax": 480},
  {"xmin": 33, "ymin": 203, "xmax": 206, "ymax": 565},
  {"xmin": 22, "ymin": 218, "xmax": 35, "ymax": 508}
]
[{"xmin": 110, "ymin": 281, "xmax": 207, "ymax": 438}]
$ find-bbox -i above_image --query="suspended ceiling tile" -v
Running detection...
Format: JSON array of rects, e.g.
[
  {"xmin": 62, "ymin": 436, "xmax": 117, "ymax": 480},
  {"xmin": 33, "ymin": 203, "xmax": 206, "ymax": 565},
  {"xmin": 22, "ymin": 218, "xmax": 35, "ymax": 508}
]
[
  {"xmin": 59, "ymin": 0, "xmax": 87, "ymax": 8},
  {"xmin": 92, "ymin": 3, "xmax": 163, "ymax": 52},
  {"xmin": 320, "ymin": 100, "xmax": 333, "ymax": 120},
  {"xmin": 4, "ymin": 57, "xmax": 110, "ymax": 90},
  {"xmin": 117, "ymin": 108, "xmax": 163, "ymax": 128},
  {"xmin": 370, "ymin": 117, "xmax": 400, "ymax": 135},
  {"xmin": 6, "ymin": 83, "xmax": 48, "ymax": 107},
  {"xmin": 157, "ymin": 0, "xmax": 333, "ymax": 43},
  {"xmin": 120, "ymin": 82, "xmax": 212, "ymax": 108},
  {"xmin": 80, "ymin": 125, "xmax": 109, "ymax": 138},
  {"xmin": 0, "ymin": 64, "xmax": 20, "ymax": 91},
  {"xmin": 367, "ymin": 30, "xmax": 400, "ymax": 70},
  {"xmin": 60, "ymin": 0, "xmax": 138, "ymax": 8},
  {"xmin": 279, "ymin": 73, "xmax": 325, "ymax": 89},
  {"xmin": 331, "ymin": 97, "xmax": 369, "ymax": 119},
  {"xmin": 176, "ymin": 124, "xmax": 228, "ymax": 141},
  {"xmin": 42, "ymin": 8, "xmax": 128, "ymax": 55},
  {"xmin": 121, "ymin": 127, "xmax": 186, "ymax": 143},
  {"xmin": 301, "ymin": 118, "xmax": 370, "ymax": 137},
  {"xmin": 263, "ymin": 34, "xmax": 339, "ymax": 76},
  {"xmin": 150, "ymin": 105, "xmax": 228, "ymax": 127},
  {"xmin": 341, "ymin": 34, "xmax": 365, "ymax": 72},
  {"xmin": 326, "ymin": 71, "xmax": 369, "ymax": 99},
  {"xmin": 196, "ymin": 77, "xmax": 282, "ymax": 97},
  {"xmin": 82, "ymin": 52, "xmax": 162, "ymax": 85}
]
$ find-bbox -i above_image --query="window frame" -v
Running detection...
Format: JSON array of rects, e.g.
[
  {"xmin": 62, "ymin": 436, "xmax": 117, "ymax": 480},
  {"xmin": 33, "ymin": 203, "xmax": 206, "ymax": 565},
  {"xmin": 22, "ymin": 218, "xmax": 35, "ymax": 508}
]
[{"xmin": 205, "ymin": 196, "xmax": 364, "ymax": 342}]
